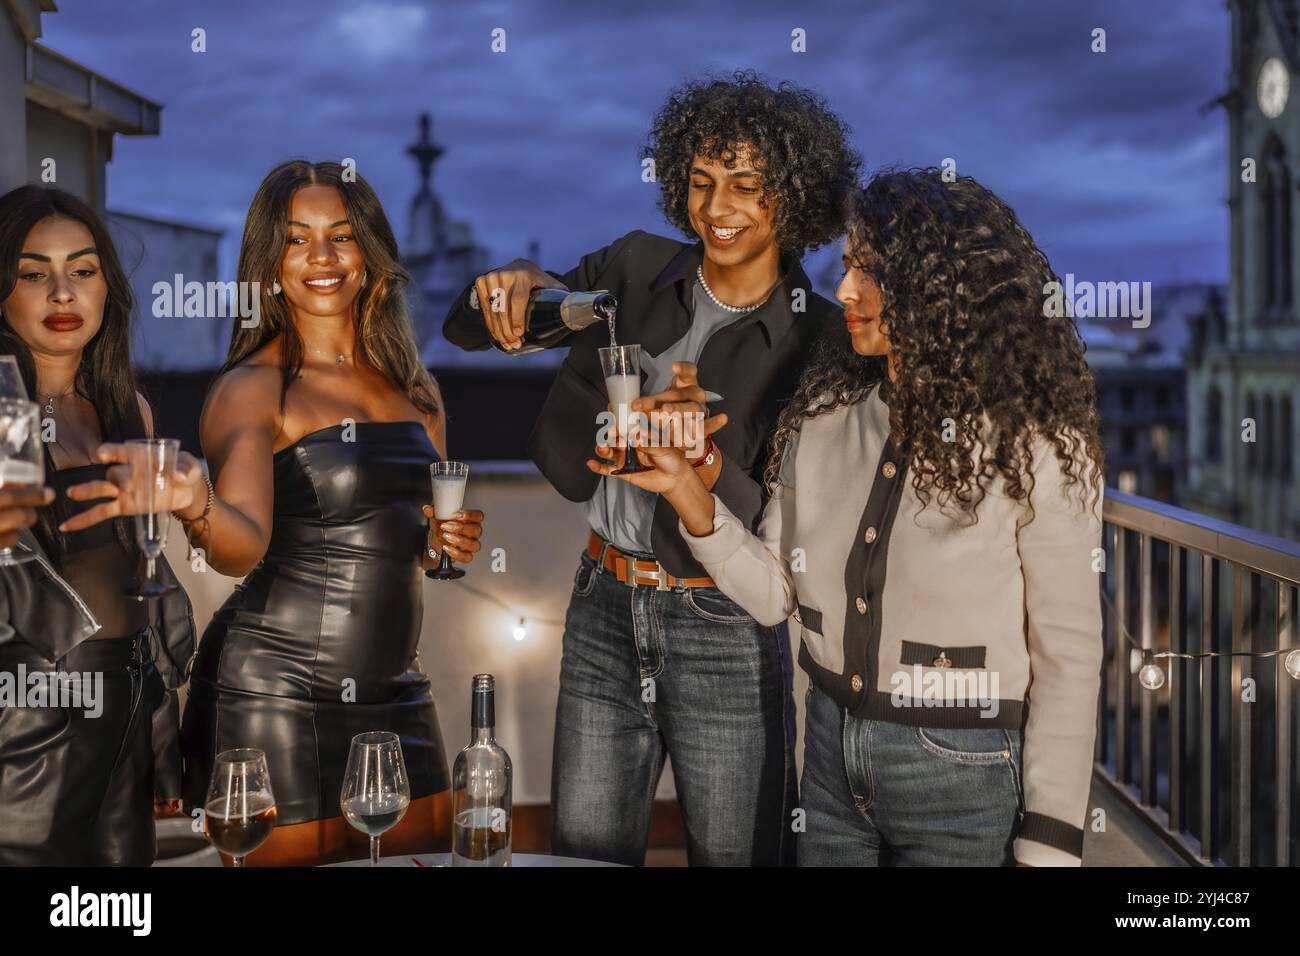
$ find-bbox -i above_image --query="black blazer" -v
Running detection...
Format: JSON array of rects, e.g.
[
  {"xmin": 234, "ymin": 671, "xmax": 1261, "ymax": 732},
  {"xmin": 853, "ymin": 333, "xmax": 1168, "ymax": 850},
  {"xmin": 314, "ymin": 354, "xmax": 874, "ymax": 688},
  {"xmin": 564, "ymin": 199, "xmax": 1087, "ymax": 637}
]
[{"xmin": 442, "ymin": 229, "xmax": 836, "ymax": 578}]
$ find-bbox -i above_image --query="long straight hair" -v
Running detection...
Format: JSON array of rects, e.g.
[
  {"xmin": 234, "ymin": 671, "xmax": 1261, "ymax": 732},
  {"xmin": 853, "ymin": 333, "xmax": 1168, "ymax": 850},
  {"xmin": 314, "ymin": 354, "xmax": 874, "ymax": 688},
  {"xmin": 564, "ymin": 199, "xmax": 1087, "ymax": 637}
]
[
  {"xmin": 0, "ymin": 185, "xmax": 148, "ymax": 565},
  {"xmin": 220, "ymin": 160, "xmax": 441, "ymax": 418}
]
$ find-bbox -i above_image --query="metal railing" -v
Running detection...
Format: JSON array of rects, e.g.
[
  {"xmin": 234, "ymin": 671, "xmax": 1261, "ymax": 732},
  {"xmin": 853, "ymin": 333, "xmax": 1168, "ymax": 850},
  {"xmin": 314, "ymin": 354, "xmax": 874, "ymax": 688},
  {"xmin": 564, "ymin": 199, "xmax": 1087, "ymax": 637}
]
[{"xmin": 1096, "ymin": 489, "xmax": 1300, "ymax": 866}]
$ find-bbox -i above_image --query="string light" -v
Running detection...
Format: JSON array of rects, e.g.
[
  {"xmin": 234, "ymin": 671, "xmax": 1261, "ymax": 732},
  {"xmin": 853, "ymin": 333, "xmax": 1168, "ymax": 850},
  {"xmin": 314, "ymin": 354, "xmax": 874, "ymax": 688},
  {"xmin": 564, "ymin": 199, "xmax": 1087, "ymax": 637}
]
[
  {"xmin": 446, "ymin": 581, "xmax": 566, "ymax": 643},
  {"xmin": 1105, "ymin": 591, "xmax": 1299, "ymax": 691},
  {"xmin": 1137, "ymin": 650, "xmax": 1166, "ymax": 691}
]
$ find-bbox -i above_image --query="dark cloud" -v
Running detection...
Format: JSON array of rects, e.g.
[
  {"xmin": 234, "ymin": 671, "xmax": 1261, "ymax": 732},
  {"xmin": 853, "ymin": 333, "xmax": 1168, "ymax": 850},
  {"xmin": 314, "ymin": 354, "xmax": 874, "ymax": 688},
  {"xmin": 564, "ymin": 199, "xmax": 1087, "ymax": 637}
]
[{"xmin": 41, "ymin": 0, "xmax": 1229, "ymax": 286}]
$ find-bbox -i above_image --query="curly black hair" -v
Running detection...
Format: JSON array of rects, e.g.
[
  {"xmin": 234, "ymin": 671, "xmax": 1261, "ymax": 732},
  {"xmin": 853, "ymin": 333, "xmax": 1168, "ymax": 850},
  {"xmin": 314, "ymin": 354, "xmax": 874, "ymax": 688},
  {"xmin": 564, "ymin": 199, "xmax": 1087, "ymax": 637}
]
[
  {"xmin": 642, "ymin": 69, "xmax": 860, "ymax": 256},
  {"xmin": 764, "ymin": 168, "xmax": 1104, "ymax": 523}
]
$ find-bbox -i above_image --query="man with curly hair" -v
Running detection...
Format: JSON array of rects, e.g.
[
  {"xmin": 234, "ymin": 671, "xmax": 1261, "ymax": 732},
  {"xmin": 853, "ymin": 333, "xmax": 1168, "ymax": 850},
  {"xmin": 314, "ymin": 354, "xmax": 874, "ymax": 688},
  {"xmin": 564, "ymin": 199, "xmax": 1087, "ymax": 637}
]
[{"xmin": 443, "ymin": 70, "xmax": 859, "ymax": 866}]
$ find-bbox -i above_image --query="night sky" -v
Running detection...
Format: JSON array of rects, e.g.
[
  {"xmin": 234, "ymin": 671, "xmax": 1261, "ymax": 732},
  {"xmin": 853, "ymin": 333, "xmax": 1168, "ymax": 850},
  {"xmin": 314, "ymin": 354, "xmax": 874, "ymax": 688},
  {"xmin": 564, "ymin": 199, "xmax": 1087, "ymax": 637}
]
[{"xmin": 40, "ymin": 0, "xmax": 1229, "ymax": 289}]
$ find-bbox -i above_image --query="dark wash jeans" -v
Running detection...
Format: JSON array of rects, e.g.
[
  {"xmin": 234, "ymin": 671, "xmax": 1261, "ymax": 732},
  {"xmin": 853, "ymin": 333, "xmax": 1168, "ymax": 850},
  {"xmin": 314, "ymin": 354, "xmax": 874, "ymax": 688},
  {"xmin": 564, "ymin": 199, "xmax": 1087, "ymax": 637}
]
[
  {"xmin": 550, "ymin": 548, "xmax": 797, "ymax": 866},
  {"xmin": 798, "ymin": 683, "xmax": 1024, "ymax": 866}
]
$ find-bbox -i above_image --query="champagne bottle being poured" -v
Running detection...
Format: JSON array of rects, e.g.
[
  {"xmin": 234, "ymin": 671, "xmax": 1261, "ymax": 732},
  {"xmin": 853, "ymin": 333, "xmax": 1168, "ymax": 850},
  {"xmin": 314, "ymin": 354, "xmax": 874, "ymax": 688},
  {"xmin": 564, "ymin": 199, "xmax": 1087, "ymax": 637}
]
[{"xmin": 473, "ymin": 286, "xmax": 618, "ymax": 354}]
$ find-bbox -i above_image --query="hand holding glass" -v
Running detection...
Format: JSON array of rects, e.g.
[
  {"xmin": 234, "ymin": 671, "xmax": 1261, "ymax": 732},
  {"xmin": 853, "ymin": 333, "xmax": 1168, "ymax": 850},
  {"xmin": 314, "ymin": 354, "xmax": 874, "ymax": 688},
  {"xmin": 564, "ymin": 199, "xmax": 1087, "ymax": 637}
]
[
  {"xmin": 427, "ymin": 461, "xmax": 468, "ymax": 580},
  {"xmin": 599, "ymin": 345, "xmax": 649, "ymax": 475}
]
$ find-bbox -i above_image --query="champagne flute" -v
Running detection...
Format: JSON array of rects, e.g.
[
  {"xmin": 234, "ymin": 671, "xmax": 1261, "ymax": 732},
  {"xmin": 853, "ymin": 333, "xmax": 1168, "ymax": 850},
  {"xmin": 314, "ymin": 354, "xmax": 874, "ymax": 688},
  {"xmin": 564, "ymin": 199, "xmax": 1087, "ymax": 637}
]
[
  {"xmin": 122, "ymin": 437, "xmax": 180, "ymax": 598},
  {"xmin": 203, "ymin": 748, "xmax": 277, "ymax": 867},
  {"xmin": 598, "ymin": 345, "xmax": 650, "ymax": 475},
  {"xmin": 427, "ymin": 460, "xmax": 468, "ymax": 580},
  {"xmin": 0, "ymin": 398, "xmax": 43, "ymax": 566},
  {"xmin": 340, "ymin": 731, "xmax": 411, "ymax": 866}
]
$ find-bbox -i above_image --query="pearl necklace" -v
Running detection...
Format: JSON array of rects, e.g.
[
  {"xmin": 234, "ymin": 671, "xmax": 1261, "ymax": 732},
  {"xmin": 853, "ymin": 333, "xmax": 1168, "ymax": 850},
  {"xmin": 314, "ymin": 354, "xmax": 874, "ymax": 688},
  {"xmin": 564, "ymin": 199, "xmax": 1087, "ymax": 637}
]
[{"xmin": 696, "ymin": 265, "xmax": 769, "ymax": 314}]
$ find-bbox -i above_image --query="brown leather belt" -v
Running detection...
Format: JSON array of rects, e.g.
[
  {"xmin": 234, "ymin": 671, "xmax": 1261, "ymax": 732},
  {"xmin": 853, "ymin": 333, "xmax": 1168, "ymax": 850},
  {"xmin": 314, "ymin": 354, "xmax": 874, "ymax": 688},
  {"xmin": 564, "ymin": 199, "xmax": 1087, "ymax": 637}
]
[{"xmin": 586, "ymin": 531, "xmax": 715, "ymax": 591}]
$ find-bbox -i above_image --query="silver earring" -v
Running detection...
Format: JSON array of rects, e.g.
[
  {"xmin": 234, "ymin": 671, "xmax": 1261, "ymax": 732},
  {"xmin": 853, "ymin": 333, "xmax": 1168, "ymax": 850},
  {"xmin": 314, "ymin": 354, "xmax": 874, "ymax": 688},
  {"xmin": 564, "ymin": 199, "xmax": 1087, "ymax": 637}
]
[{"xmin": 271, "ymin": 279, "xmax": 282, "ymax": 295}]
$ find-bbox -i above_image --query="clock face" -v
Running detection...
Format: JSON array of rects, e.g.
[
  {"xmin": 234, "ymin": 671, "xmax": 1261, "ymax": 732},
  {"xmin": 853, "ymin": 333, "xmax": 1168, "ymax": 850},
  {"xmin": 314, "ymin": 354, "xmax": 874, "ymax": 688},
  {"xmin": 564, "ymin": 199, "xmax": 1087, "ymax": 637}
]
[{"xmin": 1258, "ymin": 57, "xmax": 1290, "ymax": 119}]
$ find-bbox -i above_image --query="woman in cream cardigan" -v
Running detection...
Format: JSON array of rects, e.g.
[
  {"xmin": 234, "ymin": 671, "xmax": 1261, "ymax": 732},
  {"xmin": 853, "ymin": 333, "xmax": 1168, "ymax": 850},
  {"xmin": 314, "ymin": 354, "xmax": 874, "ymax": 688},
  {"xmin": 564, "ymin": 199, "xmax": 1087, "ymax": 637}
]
[{"xmin": 594, "ymin": 169, "xmax": 1105, "ymax": 866}]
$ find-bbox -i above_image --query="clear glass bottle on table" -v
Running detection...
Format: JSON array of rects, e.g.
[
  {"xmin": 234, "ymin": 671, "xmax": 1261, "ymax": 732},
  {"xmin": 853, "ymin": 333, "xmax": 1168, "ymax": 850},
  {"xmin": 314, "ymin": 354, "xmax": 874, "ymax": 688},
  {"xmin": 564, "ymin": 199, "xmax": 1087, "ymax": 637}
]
[{"xmin": 451, "ymin": 674, "xmax": 512, "ymax": 866}]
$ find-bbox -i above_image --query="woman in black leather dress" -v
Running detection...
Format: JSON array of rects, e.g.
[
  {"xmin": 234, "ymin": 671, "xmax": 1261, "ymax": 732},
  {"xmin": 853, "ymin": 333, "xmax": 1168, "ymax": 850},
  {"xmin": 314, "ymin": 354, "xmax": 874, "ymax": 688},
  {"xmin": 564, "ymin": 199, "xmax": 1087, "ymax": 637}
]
[
  {"xmin": 0, "ymin": 185, "xmax": 197, "ymax": 865},
  {"xmin": 169, "ymin": 161, "xmax": 484, "ymax": 865}
]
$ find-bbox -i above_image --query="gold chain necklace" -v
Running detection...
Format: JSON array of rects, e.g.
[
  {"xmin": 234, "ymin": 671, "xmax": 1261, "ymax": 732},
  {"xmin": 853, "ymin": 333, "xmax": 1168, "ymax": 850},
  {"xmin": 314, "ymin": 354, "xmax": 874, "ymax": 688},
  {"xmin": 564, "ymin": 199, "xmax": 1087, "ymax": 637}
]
[{"xmin": 307, "ymin": 347, "xmax": 352, "ymax": 366}]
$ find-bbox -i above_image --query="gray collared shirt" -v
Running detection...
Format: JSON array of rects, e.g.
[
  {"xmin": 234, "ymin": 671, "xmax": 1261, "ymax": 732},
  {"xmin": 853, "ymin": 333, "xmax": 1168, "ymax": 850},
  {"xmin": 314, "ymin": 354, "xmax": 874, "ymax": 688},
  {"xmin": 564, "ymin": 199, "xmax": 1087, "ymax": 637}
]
[{"xmin": 578, "ymin": 278, "xmax": 743, "ymax": 554}]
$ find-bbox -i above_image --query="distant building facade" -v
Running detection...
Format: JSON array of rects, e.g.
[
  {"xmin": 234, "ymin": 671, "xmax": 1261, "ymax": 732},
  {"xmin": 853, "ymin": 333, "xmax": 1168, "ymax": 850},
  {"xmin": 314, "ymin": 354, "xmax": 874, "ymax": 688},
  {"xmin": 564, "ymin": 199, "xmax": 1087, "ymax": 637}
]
[
  {"xmin": 402, "ymin": 113, "xmax": 487, "ymax": 364},
  {"xmin": 2, "ymin": 0, "xmax": 227, "ymax": 375},
  {"xmin": 107, "ymin": 210, "xmax": 226, "ymax": 371},
  {"xmin": 1186, "ymin": 0, "xmax": 1300, "ymax": 539},
  {"xmin": 1, "ymin": 0, "xmax": 159, "ymax": 204}
]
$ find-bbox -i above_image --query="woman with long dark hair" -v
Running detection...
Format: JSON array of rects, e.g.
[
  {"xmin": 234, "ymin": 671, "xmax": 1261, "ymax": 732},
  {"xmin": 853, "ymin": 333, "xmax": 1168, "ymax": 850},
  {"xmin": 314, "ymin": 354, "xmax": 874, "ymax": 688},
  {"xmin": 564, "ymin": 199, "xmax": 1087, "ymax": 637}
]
[
  {"xmin": 173, "ymin": 161, "xmax": 484, "ymax": 865},
  {"xmin": 596, "ymin": 169, "xmax": 1105, "ymax": 866},
  {"xmin": 0, "ymin": 185, "xmax": 196, "ymax": 865}
]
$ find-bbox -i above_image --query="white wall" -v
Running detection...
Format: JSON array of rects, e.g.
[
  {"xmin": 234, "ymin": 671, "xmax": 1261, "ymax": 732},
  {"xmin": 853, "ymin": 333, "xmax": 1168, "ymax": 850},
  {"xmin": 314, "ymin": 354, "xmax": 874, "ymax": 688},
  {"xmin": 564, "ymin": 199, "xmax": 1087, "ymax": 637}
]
[{"xmin": 169, "ymin": 468, "xmax": 816, "ymax": 806}]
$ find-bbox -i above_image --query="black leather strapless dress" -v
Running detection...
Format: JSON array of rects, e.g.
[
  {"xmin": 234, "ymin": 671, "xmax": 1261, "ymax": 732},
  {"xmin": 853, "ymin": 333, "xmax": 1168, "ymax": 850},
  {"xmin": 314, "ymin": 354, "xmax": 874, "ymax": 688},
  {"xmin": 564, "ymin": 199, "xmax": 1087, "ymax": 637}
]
[{"xmin": 179, "ymin": 421, "xmax": 450, "ymax": 825}]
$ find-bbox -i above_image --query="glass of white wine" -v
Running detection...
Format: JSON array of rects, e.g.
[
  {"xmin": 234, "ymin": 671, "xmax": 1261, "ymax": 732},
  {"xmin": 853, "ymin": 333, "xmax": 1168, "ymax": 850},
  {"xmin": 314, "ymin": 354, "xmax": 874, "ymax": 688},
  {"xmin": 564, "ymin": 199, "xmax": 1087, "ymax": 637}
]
[{"xmin": 340, "ymin": 731, "xmax": 410, "ymax": 866}]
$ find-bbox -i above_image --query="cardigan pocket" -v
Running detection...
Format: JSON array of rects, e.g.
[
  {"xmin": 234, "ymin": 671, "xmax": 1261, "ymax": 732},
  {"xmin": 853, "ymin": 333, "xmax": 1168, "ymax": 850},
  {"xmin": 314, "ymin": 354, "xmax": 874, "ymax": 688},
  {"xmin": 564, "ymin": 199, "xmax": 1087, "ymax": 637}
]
[{"xmin": 900, "ymin": 639, "xmax": 986, "ymax": 669}]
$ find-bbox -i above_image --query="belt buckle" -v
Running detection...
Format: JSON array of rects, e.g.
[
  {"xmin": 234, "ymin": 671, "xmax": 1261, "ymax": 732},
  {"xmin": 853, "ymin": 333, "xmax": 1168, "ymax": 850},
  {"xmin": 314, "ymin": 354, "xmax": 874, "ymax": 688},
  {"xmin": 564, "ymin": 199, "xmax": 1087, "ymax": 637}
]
[{"xmin": 632, "ymin": 562, "xmax": 670, "ymax": 592}]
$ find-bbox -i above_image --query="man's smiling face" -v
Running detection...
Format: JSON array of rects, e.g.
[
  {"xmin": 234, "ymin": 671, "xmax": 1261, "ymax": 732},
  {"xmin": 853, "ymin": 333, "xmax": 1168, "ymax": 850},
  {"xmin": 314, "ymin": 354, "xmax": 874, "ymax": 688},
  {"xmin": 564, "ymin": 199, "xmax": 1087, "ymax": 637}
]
[{"xmin": 686, "ymin": 143, "xmax": 779, "ymax": 268}]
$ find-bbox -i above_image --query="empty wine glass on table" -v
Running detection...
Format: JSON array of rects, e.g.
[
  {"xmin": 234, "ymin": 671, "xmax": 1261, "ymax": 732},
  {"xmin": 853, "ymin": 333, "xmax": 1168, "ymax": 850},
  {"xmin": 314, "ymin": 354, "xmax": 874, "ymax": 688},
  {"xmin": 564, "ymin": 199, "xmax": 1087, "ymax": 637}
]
[
  {"xmin": 427, "ymin": 460, "xmax": 469, "ymax": 580},
  {"xmin": 340, "ymin": 731, "xmax": 411, "ymax": 866},
  {"xmin": 0, "ymin": 398, "xmax": 43, "ymax": 566},
  {"xmin": 598, "ymin": 345, "xmax": 650, "ymax": 475},
  {"xmin": 122, "ymin": 437, "xmax": 180, "ymax": 599},
  {"xmin": 203, "ymin": 748, "xmax": 278, "ymax": 867}
]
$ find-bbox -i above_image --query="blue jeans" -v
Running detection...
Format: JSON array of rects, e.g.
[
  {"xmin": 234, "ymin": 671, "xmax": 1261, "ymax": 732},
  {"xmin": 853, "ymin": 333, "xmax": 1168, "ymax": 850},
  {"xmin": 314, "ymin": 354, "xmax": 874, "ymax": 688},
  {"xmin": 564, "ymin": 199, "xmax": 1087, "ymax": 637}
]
[
  {"xmin": 798, "ymin": 684, "xmax": 1024, "ymax": 866},
  {"xmin": 550, "ymin": 549, "xmax": 797, "ymax": 866}
]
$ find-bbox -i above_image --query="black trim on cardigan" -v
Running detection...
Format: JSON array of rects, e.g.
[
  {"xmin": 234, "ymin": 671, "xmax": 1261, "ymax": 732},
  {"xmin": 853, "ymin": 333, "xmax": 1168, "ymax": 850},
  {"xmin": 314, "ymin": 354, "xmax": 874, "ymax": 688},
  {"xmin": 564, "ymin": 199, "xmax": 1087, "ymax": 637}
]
[
  {"xmin": 795, "ymin": 604, "xmax": 822, "ymax": 634},
  {"xmin": 835, "ymin": 391, "xmax": 907, "ymax": 717},
  {"xmin": 797, "ymin": 642, "xmax": 1025, "ymax": 729},
  {"xmin": 1017, "ymin": 811, "xmax": 1085, "ymax": 858}
]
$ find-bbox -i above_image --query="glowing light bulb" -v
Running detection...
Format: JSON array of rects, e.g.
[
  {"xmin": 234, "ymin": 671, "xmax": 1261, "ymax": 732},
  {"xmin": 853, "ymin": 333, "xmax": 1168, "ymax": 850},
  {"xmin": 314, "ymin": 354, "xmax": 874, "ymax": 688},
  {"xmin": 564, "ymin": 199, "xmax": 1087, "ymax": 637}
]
[
  {"xmin": 1138, "ymin": 662, "xmax": 1165, "ymax": 691},
  {"xmin": 1285, "ymin": 648, "xmax": 1300, "ymax": 681},
  {"xmin": 512, "ymin": 618, "xmax": 527, "ymax": 642}
]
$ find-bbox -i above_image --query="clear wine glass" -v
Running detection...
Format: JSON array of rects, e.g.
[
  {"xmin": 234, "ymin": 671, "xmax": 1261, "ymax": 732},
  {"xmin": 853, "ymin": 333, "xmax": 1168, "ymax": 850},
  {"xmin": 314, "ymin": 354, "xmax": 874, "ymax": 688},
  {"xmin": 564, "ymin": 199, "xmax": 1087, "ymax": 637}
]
[
  {"xmin": 341, "ymin": 731, "xmax": 410, "ymax": 866},
  {"xmin": 0, "ymin": 398, "xmax": 43, "ymax": 566},
  {"xmin": 123, "ymin": 437, "xmax": 180, "ymax": 598},
  {"xmin": 598, "ymin": 345, "xmax": 649, "ymax": 475},
  {"xmin": 203, "ymin": 748, "xmax": 277, "ymax": 867},
  {"xmin": 0, "ymin": 356, "xmax": 29, "ymax": 400},
  {"xmin": 427, "ymin": 460, "xmax": 468, "ymax": 580}
]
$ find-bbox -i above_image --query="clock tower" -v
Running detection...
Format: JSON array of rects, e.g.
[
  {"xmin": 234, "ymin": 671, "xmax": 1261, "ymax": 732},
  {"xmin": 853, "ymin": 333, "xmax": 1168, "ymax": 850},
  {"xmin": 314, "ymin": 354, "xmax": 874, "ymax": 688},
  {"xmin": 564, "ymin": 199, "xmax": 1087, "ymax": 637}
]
[{"xmin": 1185, "ymin": 0, "xmax": 1299, "ymax": 537}]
